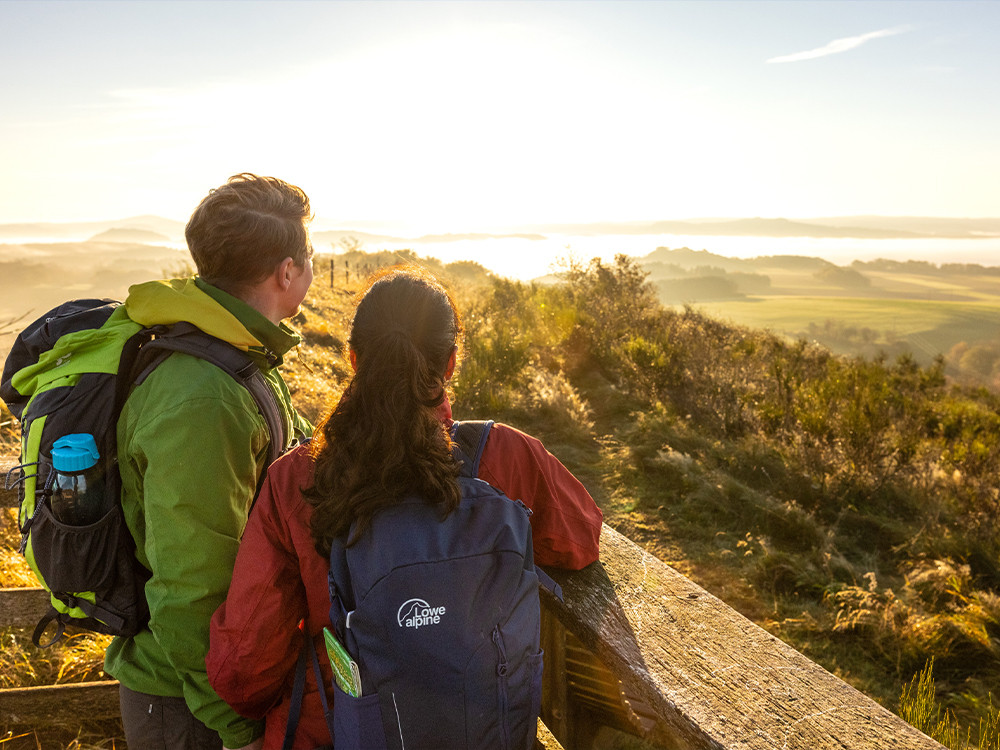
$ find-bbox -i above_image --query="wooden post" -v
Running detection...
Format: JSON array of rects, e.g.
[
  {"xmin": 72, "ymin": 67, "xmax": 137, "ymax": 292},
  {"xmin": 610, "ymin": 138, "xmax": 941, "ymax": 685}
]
[
  {"xmin": 540, "ymin": 604, "xmax": 572, "ymax": 747},
  {"xmin": 0, "ymin": 587, "xmax": 50, "ymax": 629},
  {"xmin": 1, "ymin": 682, "xmax": 121, "ymax": 725}
]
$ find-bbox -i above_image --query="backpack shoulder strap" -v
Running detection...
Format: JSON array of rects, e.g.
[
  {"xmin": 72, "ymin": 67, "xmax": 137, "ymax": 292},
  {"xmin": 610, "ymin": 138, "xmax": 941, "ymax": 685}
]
[
  {"xmin": 328, "ymin": 537, "xmax": 353, "ymax": 640},
  {"xmin": 131, "ymin": 322, "xmax": 288, "ymax": 465},
  {"xmin": 450, "ymin": 419, "xmax": 564, "ymax": 601},
  {"xmin": 283, "ymin": 626, "xmax": 336, "ymax": 749},
  {"xmin": 449, "ymin": 420, "xmax": 494, "ymax": 478}
]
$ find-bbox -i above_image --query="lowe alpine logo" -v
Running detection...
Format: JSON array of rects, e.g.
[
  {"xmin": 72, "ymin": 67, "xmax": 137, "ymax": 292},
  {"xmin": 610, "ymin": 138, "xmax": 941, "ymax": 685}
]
[{"xmin": 397, "ymin": 598, "xmax": 446, "ymax": 629}]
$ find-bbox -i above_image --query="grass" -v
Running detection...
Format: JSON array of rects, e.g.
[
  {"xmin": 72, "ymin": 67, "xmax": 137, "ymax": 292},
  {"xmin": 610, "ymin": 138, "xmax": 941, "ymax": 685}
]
[
  {"xmin": 900, "ymin": 660, "xmax": 1000, "ymax": 750},
  {"xmin": 698, "ymin": 296, "xmax": 1000, "ymax": 340},
  {"xmin": 1, "ymin": 509, "xmax": 125, "ymax": 749},
  {"xmin": 4, "ymin": 253, "xmax": 1000, "ymax": 748},
  {"xmin": 692, "ymin": 295, "xmax": 1000, "ymax": 382}
]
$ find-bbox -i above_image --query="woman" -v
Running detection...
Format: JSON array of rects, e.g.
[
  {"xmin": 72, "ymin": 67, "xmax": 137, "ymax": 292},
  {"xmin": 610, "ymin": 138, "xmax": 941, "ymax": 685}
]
[{"xmin": 208, "ymin": 266, "xmax": 602, "ymax": 749}]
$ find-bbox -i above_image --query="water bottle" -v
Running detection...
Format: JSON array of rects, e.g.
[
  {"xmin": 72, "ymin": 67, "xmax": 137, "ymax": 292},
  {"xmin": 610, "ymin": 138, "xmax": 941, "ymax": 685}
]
[{"xmin": 50, "ymin": 433, "xmax": 107, "ymax": 526}]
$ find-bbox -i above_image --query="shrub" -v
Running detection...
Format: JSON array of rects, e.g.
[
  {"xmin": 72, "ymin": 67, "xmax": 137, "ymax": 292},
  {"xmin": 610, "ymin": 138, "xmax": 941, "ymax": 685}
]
[{"xmin": 452, "ymin": 279, "xmax": 533, "ymax": 414}]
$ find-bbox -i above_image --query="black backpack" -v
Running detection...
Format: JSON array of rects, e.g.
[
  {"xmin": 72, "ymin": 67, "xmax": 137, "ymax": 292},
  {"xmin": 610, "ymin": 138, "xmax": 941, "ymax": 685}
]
[{"xmin": 2, "ymin": 298, "xmax": 289, "ymax": 646}]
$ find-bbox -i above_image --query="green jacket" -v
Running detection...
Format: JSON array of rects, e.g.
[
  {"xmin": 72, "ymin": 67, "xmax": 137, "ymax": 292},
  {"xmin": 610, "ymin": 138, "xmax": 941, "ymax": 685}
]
[{"xmin": 104, "ymin": 277, "xmax": 312, "ymax": 748}]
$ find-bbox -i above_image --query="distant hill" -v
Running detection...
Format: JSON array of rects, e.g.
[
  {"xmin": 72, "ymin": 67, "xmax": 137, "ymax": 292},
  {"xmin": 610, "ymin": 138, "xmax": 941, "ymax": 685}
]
[
  {"xmin": 311, "ymin": 229, "xmax": 547, "ymax": 248},
  {"xmin": 0, "ymin": 216, "xmax": 186, "ymax": 242},
  {"xmin": 643, "ymin": 246, "xmax": 748, "ymax": 271},
  {"xmin": 803, "ymin": 215, "xmax": 1000, "ymax": 237},
  {"xmin": 88, "ymin": 227, "xmax": 171, "ymax": 243},
  {"xmin": 640, "ymin": 246, "xmax": 835, "ymax": 273},
  {"xmin": 645, "ymin": 217, "xmax": 924, "ymax": 239},
  {"xmin": 113, "ymin": 215, "xmax": 187, "ymax": 239},
  {"xmin": 516, "ymin": 216, "xmax": 1000, "ymax": 239},
  {"xmin": 0, "ymin": 241, "xmax": 188, "ymax": 331},
  {"xmin": 3, "ymin": 215, "xmax": 997, "ymax": 244},
  {"xmin": 413, "ymin": 232, "xmax": 546, "ymax": 243}
]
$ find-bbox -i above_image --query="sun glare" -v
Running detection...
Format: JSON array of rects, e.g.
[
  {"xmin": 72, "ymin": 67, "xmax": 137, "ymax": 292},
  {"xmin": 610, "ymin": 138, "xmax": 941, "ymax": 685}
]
[{"xmin": 3, "ymin": 1, "xmax": 997, "ymax": 225}]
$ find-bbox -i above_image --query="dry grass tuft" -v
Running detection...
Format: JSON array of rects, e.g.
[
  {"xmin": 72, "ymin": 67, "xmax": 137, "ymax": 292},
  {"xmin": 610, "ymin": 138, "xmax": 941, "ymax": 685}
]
[{"xmin": 1, "ymin": 510, "xmax": 35, "ymax": 588}]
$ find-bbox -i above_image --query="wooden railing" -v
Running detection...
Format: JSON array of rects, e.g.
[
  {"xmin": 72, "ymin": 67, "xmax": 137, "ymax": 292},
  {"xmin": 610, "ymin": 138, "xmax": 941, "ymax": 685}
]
[{"xmin": 1, "ymin": 456, "xmax": 946, "ymax": 749}]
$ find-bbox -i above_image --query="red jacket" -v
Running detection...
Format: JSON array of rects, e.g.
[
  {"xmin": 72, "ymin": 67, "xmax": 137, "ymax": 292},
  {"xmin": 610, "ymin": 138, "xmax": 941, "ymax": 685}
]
[{"xmin": 207, "ymin": 418, "xmax": 602, "ymax": 749}]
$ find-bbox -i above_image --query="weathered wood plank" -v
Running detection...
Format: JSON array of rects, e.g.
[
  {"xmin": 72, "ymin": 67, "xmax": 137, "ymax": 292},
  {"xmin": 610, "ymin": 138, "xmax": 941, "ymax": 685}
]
[
  {"xmin": 0, "ymin": 681, "xmax": 121, "ymax": 725},
  {"xmin": 2, "ymin": 456, "xmax": 20, "ymax": 508},
  {"xmin": 0, "ymin": 587, "xmax": 50, "ymax": 629},
  {"xmin": 535, "ymin": 718, "xmax": 566, "ymax": 750},
  {"xmin": 543, "ymin": 524, "xmax": 946, "ymax": 750}
]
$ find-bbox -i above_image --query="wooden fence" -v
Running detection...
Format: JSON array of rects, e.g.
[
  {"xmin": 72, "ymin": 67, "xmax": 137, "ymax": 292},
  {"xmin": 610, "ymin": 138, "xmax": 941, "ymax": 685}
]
[{"xmin": 1, "ymin": 456, "xmax": 945, "ymax": 749}]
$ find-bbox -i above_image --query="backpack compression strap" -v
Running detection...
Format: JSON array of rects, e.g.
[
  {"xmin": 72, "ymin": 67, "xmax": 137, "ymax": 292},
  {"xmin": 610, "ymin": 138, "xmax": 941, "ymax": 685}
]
[{"xmin": 32, "ymin": 594, "xmax": 129, "ymax": 648}]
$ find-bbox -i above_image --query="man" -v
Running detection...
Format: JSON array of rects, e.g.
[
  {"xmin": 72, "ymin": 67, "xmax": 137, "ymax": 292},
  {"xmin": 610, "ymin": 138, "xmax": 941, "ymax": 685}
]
[{"xmin": 103, "ymin": 173, "xmax": 315, "ymax": 750}]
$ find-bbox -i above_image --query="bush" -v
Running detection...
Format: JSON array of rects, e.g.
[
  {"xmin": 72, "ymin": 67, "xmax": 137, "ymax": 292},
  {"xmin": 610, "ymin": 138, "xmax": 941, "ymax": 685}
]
[{"xmin": 452, "ymin": 279, "xmax": 533, "ymax": 414}]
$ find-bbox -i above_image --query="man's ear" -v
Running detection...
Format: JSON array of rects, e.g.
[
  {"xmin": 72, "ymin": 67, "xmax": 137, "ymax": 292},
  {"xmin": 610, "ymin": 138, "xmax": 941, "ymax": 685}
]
[
  {"xmin": 276, "ymin": 257, "xmax": 296, "ymax": 290},
  {"xmin": 350, "ymin": 348, "xmax": 358, "ymax": 372}
]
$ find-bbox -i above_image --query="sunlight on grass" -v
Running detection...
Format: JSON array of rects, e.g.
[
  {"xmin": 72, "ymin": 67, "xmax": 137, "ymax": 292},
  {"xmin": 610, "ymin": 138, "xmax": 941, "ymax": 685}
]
[
  {"xmin": 900, "ymin": 659, "xmax": 1000, "ymax": 750},
  {"xmin": 4, "ymin": 252, "xmax": 1000, "ymax": 744}
]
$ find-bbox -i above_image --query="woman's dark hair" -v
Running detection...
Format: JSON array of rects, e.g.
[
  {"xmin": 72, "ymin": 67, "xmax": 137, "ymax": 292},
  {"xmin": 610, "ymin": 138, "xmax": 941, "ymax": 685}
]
[{"xmin": 304, "ymin": 265, "xmax": 465, "ymax": 555}]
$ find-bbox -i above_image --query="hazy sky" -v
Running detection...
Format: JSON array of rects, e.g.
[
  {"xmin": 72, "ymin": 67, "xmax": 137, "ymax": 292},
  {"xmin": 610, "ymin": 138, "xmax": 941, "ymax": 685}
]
[{"xmin": 2, "ymin": 0, "xmax": 998, "ymax": 231}]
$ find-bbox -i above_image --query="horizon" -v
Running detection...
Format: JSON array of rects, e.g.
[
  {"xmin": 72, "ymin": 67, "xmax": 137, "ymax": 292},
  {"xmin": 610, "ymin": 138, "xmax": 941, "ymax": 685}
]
[
  {"xmin": 2, "ymin": 1, "xmax": 999, "ymax": 233},
  {"xmin": 4, "ymin": 212, "xmax": 1000, "ymax": 234},
  {"xmin": 4, "ymin": 213, "xmax": 1000, "ymax": 283}
]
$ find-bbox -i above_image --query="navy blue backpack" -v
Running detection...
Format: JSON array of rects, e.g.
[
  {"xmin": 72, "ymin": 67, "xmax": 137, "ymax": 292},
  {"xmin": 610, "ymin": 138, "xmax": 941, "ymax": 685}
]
[{"xmin": 288, "ymin": 420, "xmax": 561, "ymax": 750}]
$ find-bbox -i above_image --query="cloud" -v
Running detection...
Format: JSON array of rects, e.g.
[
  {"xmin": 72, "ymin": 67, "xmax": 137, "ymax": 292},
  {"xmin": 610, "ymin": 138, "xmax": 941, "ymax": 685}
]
[{"xmin": 767, "ymin": 25, "xmax": 913, "ymax": 64}]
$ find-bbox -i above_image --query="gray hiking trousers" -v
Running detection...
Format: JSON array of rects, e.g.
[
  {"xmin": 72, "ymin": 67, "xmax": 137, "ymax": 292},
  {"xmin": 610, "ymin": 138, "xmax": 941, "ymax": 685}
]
[{"xmin": 119, "ymin": 684, "xmax": 223, "ymax": 750}]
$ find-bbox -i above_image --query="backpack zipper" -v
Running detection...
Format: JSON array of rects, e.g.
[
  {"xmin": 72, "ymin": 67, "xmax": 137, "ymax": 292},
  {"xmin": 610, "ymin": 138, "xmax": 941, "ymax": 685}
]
[{"xmin": 492, "ymin": 625, "xmax": 511, "ymax": 750}]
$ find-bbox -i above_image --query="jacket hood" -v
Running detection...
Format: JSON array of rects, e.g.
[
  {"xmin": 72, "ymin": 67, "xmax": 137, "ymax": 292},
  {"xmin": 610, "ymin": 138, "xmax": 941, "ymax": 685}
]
[{"xmin": 124, "ymin": 278, "xmax": 262, "ymax": 351}]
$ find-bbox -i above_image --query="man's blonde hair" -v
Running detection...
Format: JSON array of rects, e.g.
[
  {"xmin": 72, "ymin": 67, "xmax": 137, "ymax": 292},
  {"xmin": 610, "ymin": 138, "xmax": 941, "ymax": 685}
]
[{"xmin": 185, "ymin": 173, "xmax": 313, "ymax": 293}]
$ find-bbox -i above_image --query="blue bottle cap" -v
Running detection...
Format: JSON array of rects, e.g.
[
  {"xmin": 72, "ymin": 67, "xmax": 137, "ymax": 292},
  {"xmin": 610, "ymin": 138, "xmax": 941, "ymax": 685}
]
[{"xmin": 51, "ymin": 433, "xmax": 101, "ymax": 473}]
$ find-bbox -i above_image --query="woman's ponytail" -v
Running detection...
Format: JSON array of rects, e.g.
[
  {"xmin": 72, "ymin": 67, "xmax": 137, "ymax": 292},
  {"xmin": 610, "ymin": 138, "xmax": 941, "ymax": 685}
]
[{"xmin": 305, "ymin": 266, "xmax": 464, "ymax": 554}]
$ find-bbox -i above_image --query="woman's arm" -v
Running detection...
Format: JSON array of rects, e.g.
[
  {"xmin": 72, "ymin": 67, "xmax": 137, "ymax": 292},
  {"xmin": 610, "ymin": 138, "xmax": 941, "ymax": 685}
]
[
  {"xmin": 207, "ymin": 448, "xmax": 311, "ymax": 718},
  {"xmin": 477, "ymin": 423, "xmax": 602, "ymax": 569}
]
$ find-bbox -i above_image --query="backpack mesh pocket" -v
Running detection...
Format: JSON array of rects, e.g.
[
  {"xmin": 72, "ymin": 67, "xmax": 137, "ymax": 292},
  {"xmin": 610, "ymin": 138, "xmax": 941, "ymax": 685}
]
[{"xmin": 30, "ymin": 499, "xmax": 125, "ymax": 594}]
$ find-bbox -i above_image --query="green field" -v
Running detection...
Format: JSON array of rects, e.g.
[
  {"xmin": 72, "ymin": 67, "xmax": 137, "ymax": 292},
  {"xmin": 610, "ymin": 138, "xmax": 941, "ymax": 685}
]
[
  {"xmin": 696, "ymin": 296, "xmax": 1000, "ymax": 360},
  {"xmin": 643, "ymin": 252, "xmax": 1000, "ymax": 379}
]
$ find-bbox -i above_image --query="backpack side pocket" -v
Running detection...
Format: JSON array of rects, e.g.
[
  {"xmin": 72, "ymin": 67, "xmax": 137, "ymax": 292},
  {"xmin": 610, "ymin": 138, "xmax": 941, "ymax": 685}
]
[
  {"xmin": 332, "ymin": 681, "xmax": 388, "ymax": 750},
  {"xmin": 28, "ymin": 500, "xmax": 120, "ymax": 594}
]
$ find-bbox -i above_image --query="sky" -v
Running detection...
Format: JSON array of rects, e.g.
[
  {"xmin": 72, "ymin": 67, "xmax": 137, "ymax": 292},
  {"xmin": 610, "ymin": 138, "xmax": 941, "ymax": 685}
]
[{"xmin": 2, "ymin": 0, "xmax": 998, "ymax": 233}]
